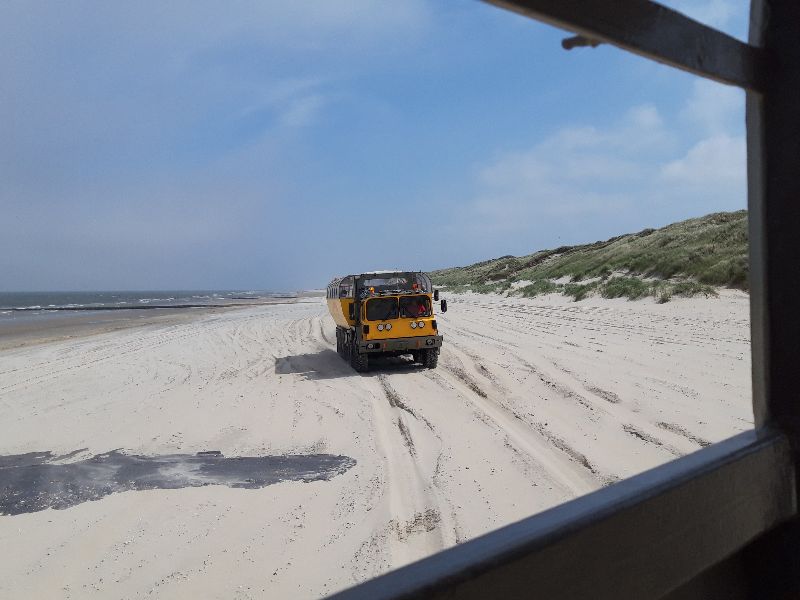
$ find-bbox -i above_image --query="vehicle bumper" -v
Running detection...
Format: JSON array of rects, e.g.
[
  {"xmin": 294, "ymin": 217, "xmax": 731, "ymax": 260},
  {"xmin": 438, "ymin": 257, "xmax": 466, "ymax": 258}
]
[{"xmin": 359, "ymin": 335, "xmax": 442, "ymax": 353}]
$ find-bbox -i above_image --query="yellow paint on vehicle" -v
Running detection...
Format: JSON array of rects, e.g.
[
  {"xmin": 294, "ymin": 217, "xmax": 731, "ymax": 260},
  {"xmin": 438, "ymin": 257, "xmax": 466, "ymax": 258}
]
[{"xmin": 326, "ymin": 296, "xmax": 355, "ymax": 328}]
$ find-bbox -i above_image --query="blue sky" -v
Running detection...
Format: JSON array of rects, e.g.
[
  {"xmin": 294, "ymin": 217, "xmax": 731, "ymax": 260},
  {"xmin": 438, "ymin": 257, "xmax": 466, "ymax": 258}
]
[{"xmin": 0, "ymin": 1, "xmax": 748, "ymax": 291}]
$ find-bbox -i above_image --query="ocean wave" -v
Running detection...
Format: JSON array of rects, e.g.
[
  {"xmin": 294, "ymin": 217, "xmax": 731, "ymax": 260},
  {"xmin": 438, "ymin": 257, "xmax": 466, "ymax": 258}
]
[{"xmin": 0, "ymin": 291, "xmax": 284, "ymax": 312}]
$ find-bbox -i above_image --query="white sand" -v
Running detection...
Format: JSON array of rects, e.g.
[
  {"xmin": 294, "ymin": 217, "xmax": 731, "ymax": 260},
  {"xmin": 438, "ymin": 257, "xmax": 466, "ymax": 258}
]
[{"xmin": 0, "ymin": 292, "xmax": 752, "ymax": 598}]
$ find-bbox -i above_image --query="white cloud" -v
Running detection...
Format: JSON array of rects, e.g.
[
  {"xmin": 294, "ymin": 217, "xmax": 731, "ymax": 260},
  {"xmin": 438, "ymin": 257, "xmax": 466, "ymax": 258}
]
[
  {"xmin": 457, "ymin": 105, "xmax": 672, "ymax": 234},
  {"xmin": 681, "ymin": 79, "xmax": 744, "ymax": 134},
  {"xmin": 448, "ymin": 85, "xmax": 746, "ymax": 251},
  {"xmin": 277, "ymin": 94, "xmax": 328, "ymax": 128},
  {"xmin": 231, "ymin": 78, "xmax": 334, "ymax": 132},
  {"xmin": 661, "ymin": 133, "xmax": 746, "ymax": 186},
  {"xmin": 539, "ymin": 105, "xmax": 669, "ymax": 155},
  {"xmin": 254, "ymin": 78, "xmax": 328, "ymax": 107}
]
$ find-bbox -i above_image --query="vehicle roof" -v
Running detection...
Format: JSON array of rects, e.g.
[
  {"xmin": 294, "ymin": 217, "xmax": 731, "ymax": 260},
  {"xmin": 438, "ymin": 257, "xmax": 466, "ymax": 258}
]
[
  {"xmin": 358, "ymin": 270, "xmax": 419, "ymax": 277},
  {"xmin": 327, "ymin": 271, "xmax": 429, "ymax": 286}
]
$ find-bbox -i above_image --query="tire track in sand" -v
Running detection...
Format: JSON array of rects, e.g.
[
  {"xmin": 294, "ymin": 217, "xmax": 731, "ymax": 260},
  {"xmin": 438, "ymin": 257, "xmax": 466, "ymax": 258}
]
[
  {"xmin": 370, "ymin": 374, "xmax": 452, "ymax": 566},
  {"xmin": 428, "ymin": 361, "xmax": 598, "ymax": 497}
]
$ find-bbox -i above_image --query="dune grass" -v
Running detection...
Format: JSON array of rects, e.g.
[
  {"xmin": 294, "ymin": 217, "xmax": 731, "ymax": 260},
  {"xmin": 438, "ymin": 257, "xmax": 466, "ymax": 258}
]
[
  {"xmin": 432, "ymin": 211, "xmax": 745, "ymax": 302},
  {"xmin": 515, "ymin": 277, "xmax": 717, "ymax": 302}
]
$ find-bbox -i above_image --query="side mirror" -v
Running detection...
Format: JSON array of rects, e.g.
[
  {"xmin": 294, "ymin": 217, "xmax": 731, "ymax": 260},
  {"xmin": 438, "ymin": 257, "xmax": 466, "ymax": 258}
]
[
  {"xmin": 348, "ymin": 302, "xmax": 355, "ymax": 320},
  {"xmin": 433, "ymin": 289, "xmax": 440, "ymax": 301},
  {"xmin": 440, "ymin": 299, "xmax": 448, "ymax": 313}
]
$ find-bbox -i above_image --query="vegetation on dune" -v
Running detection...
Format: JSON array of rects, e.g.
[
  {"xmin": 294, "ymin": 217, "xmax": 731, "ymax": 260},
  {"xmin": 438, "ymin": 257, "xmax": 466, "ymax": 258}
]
[
  {"xmin": 515, "ymin": 277, "xmax": 718, "ymax": 303},
  {"xmin": 432, "ymin": 211, "xmax": 746, "ymax": 302}
]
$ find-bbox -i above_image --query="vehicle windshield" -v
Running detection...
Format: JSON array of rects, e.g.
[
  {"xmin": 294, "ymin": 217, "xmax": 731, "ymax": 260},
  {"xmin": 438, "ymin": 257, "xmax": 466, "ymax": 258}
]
[
  {"xmin": 399, "ymin": 295, "xmax": 431, "ymax": 318},
  {"xmin": 362, "ymin": 276, "xmax": 409, "ymax": 290},
  {"xmin": 358, "ymin": 272, "xmax": 430, "ymax": 296},
  {"xmin": 366, "ymin": 297, "xmax": 398, "ymax": 321}
]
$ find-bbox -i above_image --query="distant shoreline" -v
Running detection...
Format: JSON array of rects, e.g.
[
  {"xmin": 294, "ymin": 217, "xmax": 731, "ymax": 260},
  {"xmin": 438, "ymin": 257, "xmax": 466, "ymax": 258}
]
[
  {"xmin": 0, "ymin": 290, "xmax": 302, "ymax": 314},
  {"xmin": 0, "ymin": 299, "xmax": 310, "ymax": 352},
  {"xmin": 2, "ymin": 300, "xmax": 291, "ymax": 313},
  {"xmin": 0, "ymin": 291, "xmax": 324, "ymax": 351}
]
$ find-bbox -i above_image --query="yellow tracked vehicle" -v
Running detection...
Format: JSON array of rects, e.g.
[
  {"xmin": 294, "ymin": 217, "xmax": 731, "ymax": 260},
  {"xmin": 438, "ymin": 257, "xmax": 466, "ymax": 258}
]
[{"xmin": 326, "ymin": 271, "xmax": 447, "ymax": 372}]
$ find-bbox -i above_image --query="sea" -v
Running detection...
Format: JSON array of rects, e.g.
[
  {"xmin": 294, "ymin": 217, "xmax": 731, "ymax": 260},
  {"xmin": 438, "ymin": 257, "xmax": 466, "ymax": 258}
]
[{"xmin": 0, "ymin": 290, "xmax": 293, "ymax": 320}]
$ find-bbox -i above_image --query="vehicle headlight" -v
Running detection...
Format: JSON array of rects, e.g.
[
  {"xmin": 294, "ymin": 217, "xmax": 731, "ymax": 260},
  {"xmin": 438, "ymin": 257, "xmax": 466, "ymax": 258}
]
[
  {"xmin": 417, "ymin": 321, "xmax": 424, "ymax": 328},
  {"xmin": 377, "ymin": 324, "xmax": 384, "ymax": 331},
  {"xmin": 410, "ymin": 322, "xmax": 417, "ymax": 329},
  {"xmin": 385, "ymin": 323, "xmax": 392, "ymax": 331}
]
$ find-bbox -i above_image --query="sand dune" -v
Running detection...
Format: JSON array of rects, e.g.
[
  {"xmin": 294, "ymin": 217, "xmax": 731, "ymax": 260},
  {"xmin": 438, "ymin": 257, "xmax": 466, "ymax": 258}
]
[{"xmin": 0, "ymin": 292, "xmax": 752, "ymax": 598}]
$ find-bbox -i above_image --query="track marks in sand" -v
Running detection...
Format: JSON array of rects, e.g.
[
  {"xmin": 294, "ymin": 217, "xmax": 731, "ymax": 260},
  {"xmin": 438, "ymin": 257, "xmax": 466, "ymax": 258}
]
[
  {"xmin": 371, "ymin": 374, "xmax": 447, "ymax": 566},
  {"xmin": 442, "ymin": 363, "xmax": 489, "ymax": 399},
  {"xmin": 378, "ymin": 375, "xmax": 436, "ymax": 433},
  {"xmin": 390, "ymin": 508, "xmax": 442, "ymax": 541},
  {"xmin": 656, "ymin": 421, "xmax": 712, "ymax": 448},
  {"xmin": 622, "ymin": 424, "xmax": 681, "ymax": 457},
  {"xmin": 586, "ymin": 386, "xmax": 621, "ymax": 404},
  {"xmin": 474, "ymin": 347, "xmax": 699, "ymax": 469},
  {"xmin": 530, "ymin": 422, "xmax": 608, "ymax": 483},
  {"xmin": 396, "ymin": 419, "xmax": 416, "ymax": 457},
  {"xmin": 428, "ymin": 363, "xmax": 598, "ymax": 496}
]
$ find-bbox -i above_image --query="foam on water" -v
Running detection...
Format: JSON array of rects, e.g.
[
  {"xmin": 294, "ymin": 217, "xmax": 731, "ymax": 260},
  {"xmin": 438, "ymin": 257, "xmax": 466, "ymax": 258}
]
[{"xmin": 0, "ymin": 290, "xmax": 290, "ymax": 313}]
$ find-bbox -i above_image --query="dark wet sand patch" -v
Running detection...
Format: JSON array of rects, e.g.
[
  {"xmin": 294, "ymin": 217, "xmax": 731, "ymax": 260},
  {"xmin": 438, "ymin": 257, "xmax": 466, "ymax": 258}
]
[{"xmin": 0, "ymin": 450, "xmax": 356, "ymax": 516}]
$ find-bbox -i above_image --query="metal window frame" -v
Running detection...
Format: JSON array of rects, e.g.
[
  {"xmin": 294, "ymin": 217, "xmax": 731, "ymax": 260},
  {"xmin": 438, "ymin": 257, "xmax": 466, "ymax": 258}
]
[{"xmin": 330, "ymin": 1, "xmax": 800, "ymax": 597}]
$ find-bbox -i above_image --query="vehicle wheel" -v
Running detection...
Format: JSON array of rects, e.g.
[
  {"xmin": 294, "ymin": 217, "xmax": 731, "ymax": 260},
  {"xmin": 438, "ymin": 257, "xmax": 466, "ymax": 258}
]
[
  {"xmin": 336, "ymin": 328, "xmax": 342, "ymax": 355},
  {"xmin": 422, "ymin": 348, "xmax": 438, "ymax": 369},
  {"xmin": 351, "ymin": 345, "xmax": 369, "ymax": 372},
  {"xmin": 342, "ymin": 332, "xmax": 350, "ymax": 362}
]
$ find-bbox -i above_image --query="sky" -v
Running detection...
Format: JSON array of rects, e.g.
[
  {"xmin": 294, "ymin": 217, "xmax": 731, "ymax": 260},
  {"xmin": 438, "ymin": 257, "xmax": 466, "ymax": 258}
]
[{"xmin": 0, "ymin": 1, "xmax": 749, "ymax": 292}]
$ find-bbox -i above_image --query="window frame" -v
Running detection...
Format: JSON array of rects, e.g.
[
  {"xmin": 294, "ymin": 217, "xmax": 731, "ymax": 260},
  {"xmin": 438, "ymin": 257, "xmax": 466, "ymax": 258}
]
[{"xmin": 330, "ymin": 1, "xmax": 800, "ymax": 598}]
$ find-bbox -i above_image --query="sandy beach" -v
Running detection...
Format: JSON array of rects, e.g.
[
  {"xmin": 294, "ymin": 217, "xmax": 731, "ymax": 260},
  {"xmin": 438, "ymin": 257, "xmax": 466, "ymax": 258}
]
[{"xmin": 0, "ymin": 292, "xmax": 752, "ymax": 598}]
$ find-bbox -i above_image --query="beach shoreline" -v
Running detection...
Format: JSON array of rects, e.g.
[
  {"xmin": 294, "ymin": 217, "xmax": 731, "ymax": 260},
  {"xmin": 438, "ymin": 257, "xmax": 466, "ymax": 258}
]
[{"xmin": 0, "ymin": 298, "xmax": 302, "ymax": 351}]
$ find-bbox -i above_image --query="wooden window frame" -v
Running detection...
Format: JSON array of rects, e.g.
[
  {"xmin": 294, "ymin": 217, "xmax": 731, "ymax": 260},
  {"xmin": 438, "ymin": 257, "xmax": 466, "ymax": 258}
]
[{"xmin": 330, "ymin": 2, "xmax": 800, "ymax": 598}]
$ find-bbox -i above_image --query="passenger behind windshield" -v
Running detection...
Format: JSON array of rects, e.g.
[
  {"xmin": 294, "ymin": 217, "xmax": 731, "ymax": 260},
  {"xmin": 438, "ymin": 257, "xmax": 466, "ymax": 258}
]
[
  {"xmin": 358, "ymin": 273, "xmax": 430, "ymax": 297},
  {"xmin": 400, "ymin": 296, "xmax": 431, "ymax": 318},
  {"xmin": 362, "ymin": 276, "xmax": 408, "ymax": 290}
]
